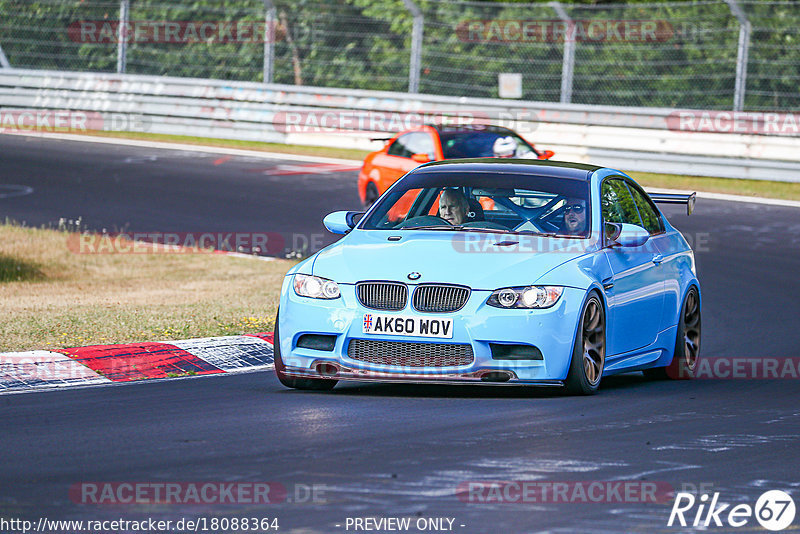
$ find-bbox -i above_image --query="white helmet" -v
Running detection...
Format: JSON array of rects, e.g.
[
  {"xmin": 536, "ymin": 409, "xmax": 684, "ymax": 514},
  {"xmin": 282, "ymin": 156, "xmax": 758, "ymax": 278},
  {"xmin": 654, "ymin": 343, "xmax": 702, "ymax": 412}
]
[{"xmin": 492, "ymin": 136, "xmax": 517, "ymax": 158}]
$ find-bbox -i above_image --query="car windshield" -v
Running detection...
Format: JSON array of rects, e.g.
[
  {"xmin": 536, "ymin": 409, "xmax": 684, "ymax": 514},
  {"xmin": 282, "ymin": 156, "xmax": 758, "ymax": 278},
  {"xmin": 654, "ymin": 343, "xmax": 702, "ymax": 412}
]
[
  {"xmin": 360, "ymin": 170, "xmax": 591, "ymax": 238},
  {"xmin": 439, "ymin": 129, "xmax": 537, "ymax": 159}
]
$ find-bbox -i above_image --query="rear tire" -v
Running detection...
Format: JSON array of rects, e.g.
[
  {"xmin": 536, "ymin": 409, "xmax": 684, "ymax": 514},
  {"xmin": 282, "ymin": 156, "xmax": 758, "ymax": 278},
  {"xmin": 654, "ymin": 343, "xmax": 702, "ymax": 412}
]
[
  {"xmin": 364, "ymin": 182, "xmax": 379, "ymax": 208},
  {"xmin": 273, "ymin": 311, "xmax": 337, "ymax": 391},
  {"xmin": 565, "ymin": 293, "xmax": 606, "ymax": 395},
  {"xmin": 644, "ymin": 287, "xmax": 701, "ymax": 380}
]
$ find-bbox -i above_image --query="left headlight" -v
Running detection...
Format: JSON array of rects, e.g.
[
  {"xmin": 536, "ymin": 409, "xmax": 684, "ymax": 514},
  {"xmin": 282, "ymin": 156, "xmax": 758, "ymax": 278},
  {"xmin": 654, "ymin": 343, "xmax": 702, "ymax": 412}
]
[
  {"xmin": 293, "ymin": 274, "xmax": 340, "ymax": 299},
  {"xmin": 487, "ymin": 286, "xmax": 563, "ymax": 309}
]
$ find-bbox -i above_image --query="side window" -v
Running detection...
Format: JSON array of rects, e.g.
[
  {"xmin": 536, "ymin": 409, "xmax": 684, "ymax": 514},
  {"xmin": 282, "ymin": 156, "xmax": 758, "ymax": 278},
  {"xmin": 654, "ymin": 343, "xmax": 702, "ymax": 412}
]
[
  {"xmin": 405, "ymin": 132, "xmax": 436, "ymax": 159},
  {"xmin": 508, "ymin": 133, "xmax": 535, "ymax": 157},
  {"xmin": 601, "ymin": 179, "xmax": 642, "ymax": 226},
  {"xmin": 387, "ymin": 132, "xmax": 434, "ymax": 159},
  {"xmin": 387, "ymin": 133, "xmax": 414, "ymax": 158},
  {"xmin": 628, "ymin": 185, "xmax": 664, "ymax": 235}
]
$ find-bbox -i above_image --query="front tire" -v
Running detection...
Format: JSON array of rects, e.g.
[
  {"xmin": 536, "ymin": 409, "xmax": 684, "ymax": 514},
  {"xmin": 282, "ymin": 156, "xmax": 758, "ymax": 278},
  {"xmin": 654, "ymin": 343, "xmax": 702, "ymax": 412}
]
[
  {"xmin": 565, "ymin": 294, "xmax": 606, "ymax": 395},
  {"xmin": 273, "ymin": 311, "xmax": 337, "ymax": 391},
  {"xmin": 644, "ymin": 286, "xmax": 701, "ymax": 380}
]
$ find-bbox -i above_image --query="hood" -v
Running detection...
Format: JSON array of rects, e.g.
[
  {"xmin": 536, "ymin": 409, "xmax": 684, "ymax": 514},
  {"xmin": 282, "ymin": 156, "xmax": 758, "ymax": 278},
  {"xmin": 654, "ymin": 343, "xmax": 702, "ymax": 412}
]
[{"xmin": 311, "ymin": 229, "xmax": 596, "ymax": 289}]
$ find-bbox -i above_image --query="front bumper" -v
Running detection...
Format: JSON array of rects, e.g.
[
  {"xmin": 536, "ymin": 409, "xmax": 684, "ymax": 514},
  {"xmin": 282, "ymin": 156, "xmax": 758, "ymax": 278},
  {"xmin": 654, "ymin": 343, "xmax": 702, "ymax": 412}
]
[{"xmin": 278, "ymin": 277, "xmax": 586, "ymax": 385}]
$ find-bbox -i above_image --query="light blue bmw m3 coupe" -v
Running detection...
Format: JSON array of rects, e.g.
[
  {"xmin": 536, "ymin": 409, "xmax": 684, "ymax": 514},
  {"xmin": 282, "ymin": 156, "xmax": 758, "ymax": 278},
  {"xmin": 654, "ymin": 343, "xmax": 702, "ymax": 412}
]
[{"xmin": 274, "ymin": 159, "xmax": 700, "ymax": 395}]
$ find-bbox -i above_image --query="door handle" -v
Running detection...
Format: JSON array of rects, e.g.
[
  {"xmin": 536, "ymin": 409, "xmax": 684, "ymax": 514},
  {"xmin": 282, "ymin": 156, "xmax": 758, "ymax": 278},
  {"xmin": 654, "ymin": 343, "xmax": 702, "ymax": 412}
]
[{"xmin": 652, "ymin": 254, "xmax": 664, "ymax": 265}]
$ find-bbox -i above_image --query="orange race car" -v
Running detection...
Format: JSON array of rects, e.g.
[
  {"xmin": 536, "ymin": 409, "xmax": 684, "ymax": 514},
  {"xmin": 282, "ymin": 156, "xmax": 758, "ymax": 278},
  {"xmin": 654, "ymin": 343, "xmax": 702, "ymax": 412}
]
[{"xmin": 357, "ymin": 124, "xmax": 554, "ymax": 207}]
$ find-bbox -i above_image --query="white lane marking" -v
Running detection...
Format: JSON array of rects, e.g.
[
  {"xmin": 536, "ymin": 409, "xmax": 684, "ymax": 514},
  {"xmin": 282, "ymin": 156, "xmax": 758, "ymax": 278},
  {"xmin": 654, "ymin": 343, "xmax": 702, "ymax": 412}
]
[
  {"xmin": 123, "ymin": 155, "xmax": 158, "ymax": 163},
  {"xmin": 0, "ymin": 184, "xmax": 34, "ymax": 199}
]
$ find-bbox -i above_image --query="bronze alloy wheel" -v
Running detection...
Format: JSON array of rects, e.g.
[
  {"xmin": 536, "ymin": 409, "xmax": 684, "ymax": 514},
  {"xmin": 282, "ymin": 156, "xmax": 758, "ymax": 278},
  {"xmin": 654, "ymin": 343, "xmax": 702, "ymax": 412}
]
[
  {"xmin": 680, "ymin": 288, "xmax": 701, "ymax": 373},
  {"xmin": 582, "ymin": 297, "xmax": 606, "ymax": 386},
  {"xmin": 566, "ymin": 294, "xmax": 606, "ymax": 395},
  {"xmin": 644, "ymin": 286, "xmax": 702, "ymax": 380}
]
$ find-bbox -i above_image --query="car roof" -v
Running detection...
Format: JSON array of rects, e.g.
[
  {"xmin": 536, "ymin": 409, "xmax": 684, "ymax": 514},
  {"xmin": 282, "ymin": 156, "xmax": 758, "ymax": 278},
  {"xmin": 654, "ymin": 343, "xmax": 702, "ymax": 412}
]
[
  {"xmin": 433, "ymin": 124, "xmax": 514, "ymax": 134},
  {"xmin": 414, "ymin": 158, "xmax": 602, "ymax": 181}
]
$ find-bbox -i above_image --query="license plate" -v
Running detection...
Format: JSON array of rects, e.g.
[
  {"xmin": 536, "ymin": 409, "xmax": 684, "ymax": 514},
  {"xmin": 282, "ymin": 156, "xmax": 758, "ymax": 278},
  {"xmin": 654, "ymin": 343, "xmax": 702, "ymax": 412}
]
[{"xmin": 362, "ymin": 313, "xmax": 453, "ymax": 339}]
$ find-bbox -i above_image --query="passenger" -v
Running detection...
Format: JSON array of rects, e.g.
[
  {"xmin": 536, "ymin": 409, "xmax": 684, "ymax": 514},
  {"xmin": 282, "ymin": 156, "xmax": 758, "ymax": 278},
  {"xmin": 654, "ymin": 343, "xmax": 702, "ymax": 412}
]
[
  {"xmin": 438, "ymin": 189, "xmax": 470, "ymax": 225},
  {"xmin": 561, "ymin": 197, "xmax": 587, "ymax": 235}
]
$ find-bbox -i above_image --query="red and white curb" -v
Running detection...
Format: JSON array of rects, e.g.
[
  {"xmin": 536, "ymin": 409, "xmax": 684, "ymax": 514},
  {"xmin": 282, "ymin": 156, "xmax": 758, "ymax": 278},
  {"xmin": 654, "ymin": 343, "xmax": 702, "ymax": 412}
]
[{"xmin": 0, "ymin": 333, "xmax": 274, "ymax": 394}]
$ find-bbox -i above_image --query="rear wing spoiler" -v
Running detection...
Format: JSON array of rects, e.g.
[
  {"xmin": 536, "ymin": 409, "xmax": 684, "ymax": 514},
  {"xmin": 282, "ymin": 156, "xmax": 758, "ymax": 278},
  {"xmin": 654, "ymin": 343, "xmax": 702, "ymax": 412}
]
[{"xmin": 649, "ymin": 192, "xmax": 696, "ymax": 216}]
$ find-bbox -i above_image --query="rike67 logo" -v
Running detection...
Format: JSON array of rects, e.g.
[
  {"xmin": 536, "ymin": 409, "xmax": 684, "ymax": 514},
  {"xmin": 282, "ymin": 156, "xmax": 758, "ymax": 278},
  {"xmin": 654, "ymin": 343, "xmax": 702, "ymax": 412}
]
[{"xmin": 669, "ymin": 490, "xmax": 796, "ymax": 531}]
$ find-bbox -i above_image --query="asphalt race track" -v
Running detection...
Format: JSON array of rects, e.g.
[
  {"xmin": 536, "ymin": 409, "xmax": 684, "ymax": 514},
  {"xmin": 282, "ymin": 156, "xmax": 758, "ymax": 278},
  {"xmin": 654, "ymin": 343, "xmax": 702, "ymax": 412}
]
[
  {"xmin": 0, "ymin": 134, "xmax": 364, "ymax": 255},
  {"xmin": 2, "ymin": 134, "xmax": 800, "ymax": 533}
]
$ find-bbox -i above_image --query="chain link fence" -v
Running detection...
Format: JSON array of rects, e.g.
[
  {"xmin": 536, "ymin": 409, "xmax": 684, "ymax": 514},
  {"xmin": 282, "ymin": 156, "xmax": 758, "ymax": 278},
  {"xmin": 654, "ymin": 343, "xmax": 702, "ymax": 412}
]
[{"xmin": 0, "ymin": 0, "xmax": 798, "ymax": 111}]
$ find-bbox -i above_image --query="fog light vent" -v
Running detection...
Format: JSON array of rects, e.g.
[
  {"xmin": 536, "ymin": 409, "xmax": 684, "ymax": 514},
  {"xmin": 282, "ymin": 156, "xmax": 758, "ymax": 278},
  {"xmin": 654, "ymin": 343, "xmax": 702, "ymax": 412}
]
[
  {"xmin": 490, "ymin": 343, "xmax": 543, "ymax": 360},
  {"xmin": 297, "ymin": 334, "xmax": 336, "ymax": 352}
]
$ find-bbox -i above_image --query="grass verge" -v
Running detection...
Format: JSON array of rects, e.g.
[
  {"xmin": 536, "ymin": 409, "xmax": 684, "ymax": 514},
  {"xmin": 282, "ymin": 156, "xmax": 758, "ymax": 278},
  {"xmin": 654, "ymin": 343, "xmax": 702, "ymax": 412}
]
[
  {"xmin": 0, "ymin": 223, "xmax": 291, "ymax": 352},
  {"xmin": 76, "ymin": 130, "xmax": 800, "ymax": 202}
]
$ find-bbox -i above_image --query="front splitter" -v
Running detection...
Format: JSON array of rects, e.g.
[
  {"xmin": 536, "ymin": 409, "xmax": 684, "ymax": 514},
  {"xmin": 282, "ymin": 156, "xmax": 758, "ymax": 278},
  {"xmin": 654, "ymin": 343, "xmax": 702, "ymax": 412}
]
[{"xmin": 284, "ymin": 364, "xmax": 564, "ymax": 387}]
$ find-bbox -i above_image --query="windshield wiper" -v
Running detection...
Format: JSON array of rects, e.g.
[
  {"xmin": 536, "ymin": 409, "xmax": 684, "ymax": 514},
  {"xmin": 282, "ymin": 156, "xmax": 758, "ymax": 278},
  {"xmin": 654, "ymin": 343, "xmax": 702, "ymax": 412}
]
[
  {"xmin": 400, "ymin": 224, "xmax": 458, "ymax": 231},
  {"xmin": 402, "ymin": 225, "xmax": 514, "ymax": 234},
  {"xmin": 516, "ymin": 230, "xmax": 558, "ymax": 237},
  {"xmin": 452, "ymin": 226, "xmax": 513, "ymax": 234}
]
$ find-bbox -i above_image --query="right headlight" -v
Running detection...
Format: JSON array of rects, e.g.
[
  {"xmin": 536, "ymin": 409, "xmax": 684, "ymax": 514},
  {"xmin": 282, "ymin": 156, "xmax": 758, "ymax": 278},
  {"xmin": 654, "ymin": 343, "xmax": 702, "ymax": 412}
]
[
  {"xmin": 293, "ymin": 274, "xmax": 340, "ymax": 299},
  {"xmin": 487, "ymin": 286, "xmax": 563, "ymax": 309}
]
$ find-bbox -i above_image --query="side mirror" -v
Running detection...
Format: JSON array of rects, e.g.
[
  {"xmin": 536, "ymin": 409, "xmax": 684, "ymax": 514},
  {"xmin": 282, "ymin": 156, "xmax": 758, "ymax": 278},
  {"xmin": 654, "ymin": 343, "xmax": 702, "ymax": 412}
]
[
  {"xmin": 609, "ymin": 223, "xmax": 650, "ymax": 247},
  {"xmin": 411, "ymin": 153, "xmax": 431, "ymax": 163},
  {"xmin": 539, "ymin": 150, "xmax": 555, "ymax": 160},
  {"xmin": 323, "ymin": 211, "xmax": 364, "ymax": 235}
]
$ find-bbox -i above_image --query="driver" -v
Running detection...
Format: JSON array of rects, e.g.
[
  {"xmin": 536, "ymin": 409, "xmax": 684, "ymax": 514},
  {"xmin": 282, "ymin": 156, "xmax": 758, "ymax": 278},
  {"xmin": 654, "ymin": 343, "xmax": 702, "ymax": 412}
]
[
  {"xmin": 438, "ymin": 189, "xmax": 470, "ymax": 225},
  {"xmin": 561, "ymin": 197, "xmax": 587, "ymax": 235},
  {"xmin": 492, "ymin": 136, "xmax": 517, "ymax": 158}
]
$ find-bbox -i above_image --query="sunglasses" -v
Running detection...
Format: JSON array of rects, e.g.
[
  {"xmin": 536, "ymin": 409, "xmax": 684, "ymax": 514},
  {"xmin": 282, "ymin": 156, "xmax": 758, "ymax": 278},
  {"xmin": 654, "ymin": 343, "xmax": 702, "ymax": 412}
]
[{"xmin": 564, "ymin": 204, "xmax": 585, "ymax": 213}]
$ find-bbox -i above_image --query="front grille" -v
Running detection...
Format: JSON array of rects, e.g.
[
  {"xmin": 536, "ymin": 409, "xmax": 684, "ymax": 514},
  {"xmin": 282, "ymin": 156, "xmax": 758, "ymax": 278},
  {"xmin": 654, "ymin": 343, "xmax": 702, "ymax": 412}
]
[
  {"xmin": 356, "ymin": 281, "xmax": 408, "ymax": 311},
  {"xmin": 412, "ymin": 284, "xmax": 471, "ymax": 313},
  {"xmin": 347, "ymin": 339, "xmax": 474, "ymax": 367}
]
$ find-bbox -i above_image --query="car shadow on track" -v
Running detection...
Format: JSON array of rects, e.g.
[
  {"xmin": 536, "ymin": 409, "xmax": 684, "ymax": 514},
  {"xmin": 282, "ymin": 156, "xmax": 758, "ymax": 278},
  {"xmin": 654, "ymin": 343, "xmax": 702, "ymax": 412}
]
[{"xmin": 297, "ymin": 372, "xmax": 657, "ymax": 399}]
